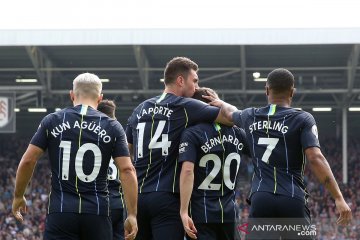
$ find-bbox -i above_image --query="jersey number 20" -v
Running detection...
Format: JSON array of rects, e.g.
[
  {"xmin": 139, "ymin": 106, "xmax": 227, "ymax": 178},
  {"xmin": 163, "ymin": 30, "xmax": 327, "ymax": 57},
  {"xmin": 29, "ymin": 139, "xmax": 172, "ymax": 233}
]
[{"xmin": 198, "ymin": 152, "xmax": 241, "ymax": 191}]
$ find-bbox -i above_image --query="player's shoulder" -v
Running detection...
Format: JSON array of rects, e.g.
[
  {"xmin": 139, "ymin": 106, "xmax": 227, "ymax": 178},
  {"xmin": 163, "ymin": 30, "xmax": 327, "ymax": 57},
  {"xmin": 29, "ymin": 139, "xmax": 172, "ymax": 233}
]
[
  {"xmin": 230, "ymin": 124, "xmax": 245, "ymax": 134},
  {"xmin": 186, "ymin": 122, "xmax": 213, "ymax": 132},
  {"xmin": 275, "ymin": 107, "xmax": 316, "ymax": 125},
  {"xmin": 232, "ymin": 107, "xmax": 255, "ymax": 121},
  {"xmin": 41, "ymin": 108, "xmax": 69, "ymax": 123},
  {"xmin": 137, "ymin": 93, "xmax": 206, "ymax": 107},
  {"xmin": 294, "ymin": 109, "xmax": 316, "ymax": 123},
  {"xmin": 181, "ymin": 124, "xmax": 212, "ymax": 145},
  {"xmin": 182, "ymin": 122, "xmax": 213, "ymax": 139},
  {"xmin": 158, "ymin": 93, "xmax": 206, "ymax": 108},
  {"xmin": 108, "ymin": 118, "xmax": 123, "ymax": 129},
  {"xmin": 280, "ymin": 107, "xmax": 314, "ymax": 119},
  {"xmin": 238, "ymin": 107, "xmax": 255, "ymax": 115},
  {"xmin": 219, "ymin": 123, "xmax": 244, "ymax": 136},
  {"xmin": 131, "ymin": 95, "xmax": 160, "ymax": 112},
  {"xmin": 234, "ymin": 126, "xmax": 247, "ymax": 141},
  {"xmin": 181, "ymin": 97, "xmax": 207, "ymax": 107}
]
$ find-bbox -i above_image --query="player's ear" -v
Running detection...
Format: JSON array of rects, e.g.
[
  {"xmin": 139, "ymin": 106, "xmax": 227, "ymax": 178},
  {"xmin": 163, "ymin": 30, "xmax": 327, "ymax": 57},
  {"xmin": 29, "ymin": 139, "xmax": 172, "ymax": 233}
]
[
  {"xmin": 265, "ymin": 85, "xmax": 269, "ymax": 96},
  {"xmin": 69, "ymin": 90, "xmax": 75, "ymax": 102},
  {"xmin": 176, "ymin": 75, "xmax": 185, "ymax": 87},
  {"xmin": 290, "ymin": 87, "xmax": 295, "ymax": 98},
  {"xmin": 98, "ymin": 94, "xmax": 103, "ymax": 104}
]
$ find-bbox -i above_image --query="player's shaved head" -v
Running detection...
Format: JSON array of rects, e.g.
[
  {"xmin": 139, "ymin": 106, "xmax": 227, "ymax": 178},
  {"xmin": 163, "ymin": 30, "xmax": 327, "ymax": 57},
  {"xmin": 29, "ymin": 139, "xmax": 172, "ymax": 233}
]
[
  {"xmin": 266, "ymin": 68, "xmax": 295, "ymax": 95},
  {"xmin": 73, "ymin": 73, "xmax": 102, "ymax": 100}
]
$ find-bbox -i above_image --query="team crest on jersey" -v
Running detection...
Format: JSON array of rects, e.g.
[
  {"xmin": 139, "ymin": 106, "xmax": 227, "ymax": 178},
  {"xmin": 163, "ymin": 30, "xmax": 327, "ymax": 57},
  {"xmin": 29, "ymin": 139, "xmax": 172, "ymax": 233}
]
[
  {"xmin": 179, "ymin": 142, "xmax": 188, "ymax": 153},
  {"xmin": 0, "ymin": 97, "xmax": 9, "ymax": 127},
  {"xmin": 311, "ymin": 125, "xmax": 318, "ymax": 139}
]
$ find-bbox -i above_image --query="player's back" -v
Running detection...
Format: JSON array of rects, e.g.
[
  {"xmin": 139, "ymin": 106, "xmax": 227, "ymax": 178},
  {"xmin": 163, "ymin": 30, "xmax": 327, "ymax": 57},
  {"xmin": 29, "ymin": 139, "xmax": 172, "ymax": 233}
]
[
  {"xmin": 179, "ymin": 122, "xmax": 249, "ymax": 223},
  {"xmin": 31, "ymin": 104, "xmax": 126, "ymax": 215},
  {"xmin": 126, "ymin": 92, "xmax": 219, "ymax": 193},
  {"xmin": 233, "ymin": 104, "xmax": 320, "ymax": 201}
]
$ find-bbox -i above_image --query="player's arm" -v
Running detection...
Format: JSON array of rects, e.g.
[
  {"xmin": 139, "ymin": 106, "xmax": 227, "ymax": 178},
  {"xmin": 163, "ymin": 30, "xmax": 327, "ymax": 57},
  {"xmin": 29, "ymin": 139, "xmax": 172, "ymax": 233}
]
[
  {"xmin": 128, "ymin": 143, "xmax": 134, "ymax": 161},
  {"xmin": 114, "ymin": 156, "xmax": 138, "ymax": 239},
  {"xmin": 180, "ymin": 161, "xmax": 194, "ymax": 214},
  {"xmin": 179, "ymin": 129, "xmax": 199, "ymax": 239},
  {"xmin": 115, "ymin": 123, "xmax": 138, "ymax": 239},
  {"xmin": 305, "ymin": 147, "xmax": 352, "ymax": 225},
  {"xmin": 214, "ymin": 100, "xmax": 238, "ymax": 126},
  {"xmin": 125, "ymin": 123, "xmax": 134, "ymax": 161},
  {"xmin": 202, "ymin": 90, "xmax": 238, "ymax": 126},
  {"xmin": 180, "ymin": 161, "xmax": 198, "ymax": 239},
  {"xmin": 13, "ymin": 144, "xmax": 44, "ymax": 222}
]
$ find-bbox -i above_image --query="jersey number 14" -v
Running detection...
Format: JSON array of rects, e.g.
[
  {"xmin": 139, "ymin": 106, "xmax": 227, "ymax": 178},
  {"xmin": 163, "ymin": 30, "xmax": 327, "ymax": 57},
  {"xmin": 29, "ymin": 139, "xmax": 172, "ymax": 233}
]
[{"xmin": 136, "ymin": 121, "xmax": 171, "ymax": 158}]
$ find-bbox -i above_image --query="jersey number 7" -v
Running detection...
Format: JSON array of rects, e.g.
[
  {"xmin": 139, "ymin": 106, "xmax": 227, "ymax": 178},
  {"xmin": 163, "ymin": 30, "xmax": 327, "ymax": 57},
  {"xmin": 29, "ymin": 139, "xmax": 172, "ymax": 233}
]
[{"xmin": 258, "ymin": 137, "xmax": 279, "ymax": 163}]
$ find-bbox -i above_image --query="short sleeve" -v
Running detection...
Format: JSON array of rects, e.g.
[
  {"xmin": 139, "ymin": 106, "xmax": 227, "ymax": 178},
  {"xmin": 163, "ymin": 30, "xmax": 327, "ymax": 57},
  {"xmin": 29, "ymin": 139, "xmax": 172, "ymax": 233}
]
[
  {"xmin": 125, "ymin": 115, "xmax": 134, "ymax": 144},
  {"xmin": 185, "ymin": 99, "xmax": 220, "ymax": 125},
  {"xmin": 178, "ymin": 128, "xmax": 199, "ymax": 164},
  {"xmin": 30, "ymin": 115, "xmax": 51, "ymax": 151},
  {"xmin": 232, "ymin": 110, "xmax": 244, "ymax": 128},
  {"xmin": 112, "ymin": 121, "xmax": 130, "ymax": 158},
  {"xmin": 235, "ymin": 127, "xmax": 251, "ymax": 157},
  {"xmin": 300, "ymin": 112, "xmax": 320, "ymax": 150}
]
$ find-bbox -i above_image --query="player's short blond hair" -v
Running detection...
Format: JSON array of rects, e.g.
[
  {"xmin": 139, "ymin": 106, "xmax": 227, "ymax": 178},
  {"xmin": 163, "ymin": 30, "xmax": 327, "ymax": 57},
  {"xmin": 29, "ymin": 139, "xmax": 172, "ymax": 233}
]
[{"xmin": 73, "ymin": 73, "xmax": 102, "ymax": 100}]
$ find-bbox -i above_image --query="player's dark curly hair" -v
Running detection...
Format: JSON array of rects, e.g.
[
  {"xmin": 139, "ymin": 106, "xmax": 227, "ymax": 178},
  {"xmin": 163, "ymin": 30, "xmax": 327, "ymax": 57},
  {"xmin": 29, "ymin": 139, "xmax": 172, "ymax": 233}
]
[
  {"xmin": 192, "ymin": 87, "xmax": 213, "ymax": 103},
  {"xmin": 98, "ymin": 99, "xmax": 116, "ymax": 119},
  {"xmin": 267, "ymin": 68, "xmax": 295, "ymax": 94}
]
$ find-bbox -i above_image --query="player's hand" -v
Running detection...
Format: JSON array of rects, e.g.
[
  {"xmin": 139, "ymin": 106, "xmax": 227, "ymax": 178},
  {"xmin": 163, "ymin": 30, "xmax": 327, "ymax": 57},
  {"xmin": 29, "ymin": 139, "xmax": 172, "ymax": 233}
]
[
  {"xmin": 124, "ymin": 215, "xmax": 138, "ymax": 240},
  {"xmin": 12, "ymin": 196, "xmax": 27, "ymax": 222},
  {"xmin": 335, "ymin": 198, "xmax": 352, "ymax": 226},
  {"xmin": 180, "ymin": 213, "xmax": 197, "ymax": 239},
  {"xmin": 202, "ymin": 88, "xmax": 220, "ymax": 106},
  {"xmin": 202, "ymin": 92, "xmax": 224, "ymax": 108}
]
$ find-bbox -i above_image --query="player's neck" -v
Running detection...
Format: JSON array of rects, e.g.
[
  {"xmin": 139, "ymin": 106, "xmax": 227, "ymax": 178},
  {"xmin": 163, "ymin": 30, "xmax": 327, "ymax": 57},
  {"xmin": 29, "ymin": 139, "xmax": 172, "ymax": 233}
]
[
  {"xmin": 73, "ymin": 99, "xmax": 98, "ymax": 109},
  {"xmin": 268, "ymin": 97, "xmax": 291, "ymax": 108},
  {"xmin": 164, "ymin": 86, "xmax": 182, "ymax": 97}
]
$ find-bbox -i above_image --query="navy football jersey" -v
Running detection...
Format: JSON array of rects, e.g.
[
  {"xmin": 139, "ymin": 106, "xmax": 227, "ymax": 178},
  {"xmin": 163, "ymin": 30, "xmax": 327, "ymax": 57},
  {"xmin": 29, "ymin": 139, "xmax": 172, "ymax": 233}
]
[
  {"xmin": 178, "ymin": 123, "xmax": 249, "ymax": 223},
  {"xmin": 107, "ymin": 158, "xmax": 124, "ymax": 210},
  {"xmin": 232, "ymin": 104, "xmax": 320, "ymax": 202},
  {"xmin": 30, "ymin": 104, "xmax": 129, "ymax": 216},
  {"xmin": 126, "ymin": 92, "xmax": 220, "ymax": 193}
]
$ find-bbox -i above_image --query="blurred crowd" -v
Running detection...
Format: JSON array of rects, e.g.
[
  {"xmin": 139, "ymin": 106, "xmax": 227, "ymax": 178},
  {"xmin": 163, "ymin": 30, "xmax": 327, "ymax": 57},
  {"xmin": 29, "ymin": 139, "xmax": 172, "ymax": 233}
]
[
  {"xmin": 0, "ymin": 135, "xmax": 49, "ymax": 240},
  {"xmin": 0, "ymin": 135, "xmax": 359, "ymax": 239}
]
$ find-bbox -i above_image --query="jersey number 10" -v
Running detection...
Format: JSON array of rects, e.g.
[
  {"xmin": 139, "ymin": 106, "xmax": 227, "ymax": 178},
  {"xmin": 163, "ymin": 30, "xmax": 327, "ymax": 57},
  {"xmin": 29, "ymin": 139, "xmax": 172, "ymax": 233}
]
[{"xmin": 60, "ymin": 141, "xmax": 102, "ymax": 183}]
